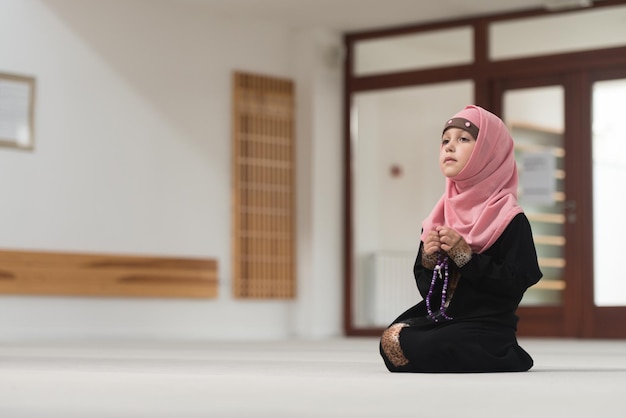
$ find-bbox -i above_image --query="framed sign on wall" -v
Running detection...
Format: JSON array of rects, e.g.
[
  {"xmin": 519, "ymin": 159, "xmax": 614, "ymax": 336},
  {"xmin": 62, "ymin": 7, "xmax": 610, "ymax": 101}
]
[{"xmin": 0, "ymin": 72, "xmax": 36, "ymax": 151}]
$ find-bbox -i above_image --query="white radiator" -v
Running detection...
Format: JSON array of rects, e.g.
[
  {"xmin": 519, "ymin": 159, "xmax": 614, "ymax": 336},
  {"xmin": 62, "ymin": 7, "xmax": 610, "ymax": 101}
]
[{"xmin": 367, "ymin": 251, "xmax": 422, "ymax": 327}]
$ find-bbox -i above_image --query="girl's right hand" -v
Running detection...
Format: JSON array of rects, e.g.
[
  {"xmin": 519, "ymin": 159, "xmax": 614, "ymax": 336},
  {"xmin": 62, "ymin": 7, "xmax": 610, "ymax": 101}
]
[{"xmin": 423, "ymin": 230, "xmax": 441, "ymax": 255}]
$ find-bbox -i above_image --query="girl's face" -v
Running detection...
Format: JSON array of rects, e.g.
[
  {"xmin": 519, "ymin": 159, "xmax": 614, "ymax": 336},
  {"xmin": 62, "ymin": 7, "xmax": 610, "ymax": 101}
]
[{"xmin": 440, "ymin": 127, "xmax": 477, "ymax": 178}]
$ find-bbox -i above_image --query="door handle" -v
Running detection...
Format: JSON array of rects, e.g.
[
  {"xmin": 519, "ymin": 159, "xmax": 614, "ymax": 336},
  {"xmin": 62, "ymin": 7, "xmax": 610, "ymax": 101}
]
[{"xmin": 565, "ymin": 200, "xmax": 576, "ymax": 224}]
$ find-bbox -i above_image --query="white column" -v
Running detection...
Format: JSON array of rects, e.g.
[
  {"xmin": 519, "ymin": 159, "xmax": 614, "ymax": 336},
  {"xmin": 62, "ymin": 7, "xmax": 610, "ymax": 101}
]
[{"xmin": 291, "ymin": 28, "xmax": 344, "ymax": 338}]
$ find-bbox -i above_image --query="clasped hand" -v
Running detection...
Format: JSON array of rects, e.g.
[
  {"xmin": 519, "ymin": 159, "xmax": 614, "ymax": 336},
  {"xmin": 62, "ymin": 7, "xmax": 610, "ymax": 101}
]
[{"xmin": 423, "ymin": 226, "xmax": 465, "ymax": 256}]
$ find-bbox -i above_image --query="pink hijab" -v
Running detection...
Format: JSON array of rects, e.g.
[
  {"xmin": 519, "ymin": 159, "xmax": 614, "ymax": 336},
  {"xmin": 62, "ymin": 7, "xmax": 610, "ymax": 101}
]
[{"xmin": 421, "ymin": 105, "xmax": 522, "ymax": 254}]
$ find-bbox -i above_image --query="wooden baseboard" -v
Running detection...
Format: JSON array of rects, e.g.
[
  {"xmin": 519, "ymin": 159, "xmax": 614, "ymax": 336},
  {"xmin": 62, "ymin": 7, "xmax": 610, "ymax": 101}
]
[{"xmin": 0, "ymin": 249, "xmax": 218, "ymax": 298}]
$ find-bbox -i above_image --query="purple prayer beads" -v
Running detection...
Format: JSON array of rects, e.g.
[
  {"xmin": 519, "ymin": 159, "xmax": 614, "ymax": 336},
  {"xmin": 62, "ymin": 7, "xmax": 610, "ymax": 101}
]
[{"xmin": 426, "ymin": 253, "xmax": 453, "ymax": 322}]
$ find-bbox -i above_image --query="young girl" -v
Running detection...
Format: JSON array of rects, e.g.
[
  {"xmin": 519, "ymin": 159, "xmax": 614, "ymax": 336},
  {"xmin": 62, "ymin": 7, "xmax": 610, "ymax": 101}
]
[{"xmin": 380, "ymin": 105, "xmax": 542, "ymax": 373}]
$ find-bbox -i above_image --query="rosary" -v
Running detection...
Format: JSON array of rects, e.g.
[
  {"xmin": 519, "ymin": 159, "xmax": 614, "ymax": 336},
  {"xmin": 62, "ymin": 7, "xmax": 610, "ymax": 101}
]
[{"xmin": 426, "ymin": 252, "xmax": 453, "ymax": 322}]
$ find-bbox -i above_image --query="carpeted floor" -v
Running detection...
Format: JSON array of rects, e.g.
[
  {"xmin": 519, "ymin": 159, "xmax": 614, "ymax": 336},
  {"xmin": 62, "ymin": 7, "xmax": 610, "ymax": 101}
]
[{"xmin": 1, "ymin": 338, "xmax": 625, "ymax": 417}]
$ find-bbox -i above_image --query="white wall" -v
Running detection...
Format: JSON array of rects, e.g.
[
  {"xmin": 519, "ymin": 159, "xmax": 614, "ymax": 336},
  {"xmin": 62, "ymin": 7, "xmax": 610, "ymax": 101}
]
[{"xmin": 0, "ymin": 0, "xmax": 343, "ymax": 340}]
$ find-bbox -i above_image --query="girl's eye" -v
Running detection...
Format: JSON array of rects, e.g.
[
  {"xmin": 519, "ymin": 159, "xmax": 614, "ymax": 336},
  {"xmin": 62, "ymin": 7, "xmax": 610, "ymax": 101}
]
[{"xmin": 442, "ymin": 139, "xmax": 450, "ymax": 145}]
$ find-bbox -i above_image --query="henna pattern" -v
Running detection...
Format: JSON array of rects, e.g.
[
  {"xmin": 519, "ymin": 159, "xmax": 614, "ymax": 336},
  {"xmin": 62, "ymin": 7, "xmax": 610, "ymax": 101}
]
[
  {"xmin": 448, "ymin": 239, "xmax": 472, "ymax": 268},
  {"xmin": 380, "ymin": 323, "xmax": 410, "ymax": 367}
]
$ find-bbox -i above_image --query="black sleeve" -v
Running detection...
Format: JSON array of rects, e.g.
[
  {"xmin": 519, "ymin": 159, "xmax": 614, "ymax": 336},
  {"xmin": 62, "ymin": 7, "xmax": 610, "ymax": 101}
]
[
  {"xmin": 459, "ymin": 213, "xmax": 542, "ymax": 297},
  {"xmin": 414, "ymin": 242, "xmax": 434, "ymax": 300}
]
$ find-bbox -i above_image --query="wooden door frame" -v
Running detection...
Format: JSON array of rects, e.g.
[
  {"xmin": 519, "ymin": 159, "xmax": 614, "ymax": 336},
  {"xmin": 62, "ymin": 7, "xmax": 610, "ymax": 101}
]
[{"xmin": 343, "ymin": 1, "xmax": 626, "ymax": 337}]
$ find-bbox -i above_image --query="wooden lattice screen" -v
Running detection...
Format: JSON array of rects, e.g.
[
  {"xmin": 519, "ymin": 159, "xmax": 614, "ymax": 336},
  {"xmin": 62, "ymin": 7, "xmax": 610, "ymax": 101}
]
[{"xmin": 232, "ymin": 72, "xmax": 296, "ymax": 298}]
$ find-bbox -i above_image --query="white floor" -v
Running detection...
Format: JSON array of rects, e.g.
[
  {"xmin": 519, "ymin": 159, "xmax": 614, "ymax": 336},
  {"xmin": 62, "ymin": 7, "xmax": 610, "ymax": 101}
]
[{"xmin": 1, "ymin": 338, "xmax": 626, "ymax": 418}]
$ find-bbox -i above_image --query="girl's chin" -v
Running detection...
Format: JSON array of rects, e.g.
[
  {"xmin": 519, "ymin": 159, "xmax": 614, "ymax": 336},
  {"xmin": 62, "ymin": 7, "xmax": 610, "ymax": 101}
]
[{"xmin": 440, "ymin": 168, "xmax": 459, "ymax": 177}]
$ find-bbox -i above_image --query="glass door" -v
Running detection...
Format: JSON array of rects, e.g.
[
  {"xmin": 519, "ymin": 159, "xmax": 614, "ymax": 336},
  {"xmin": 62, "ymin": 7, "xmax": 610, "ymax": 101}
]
[
  {"xmin": 504, "ymin": 86, "xmax": 566, "ymax": 309},
  {"xmin": 586, "ymin": 75, "xmax": 626, "ymax": 338},
  {"xmin": 496, "ymin": 72, "xmax": 626, "ymax": 338},
  {"xmin": 496, "ymin": 80, "xmax": 577, "ymax": 336},
  {"xmin": 592, "ymin": 78, "xmax": 626, "ymax": 307}
]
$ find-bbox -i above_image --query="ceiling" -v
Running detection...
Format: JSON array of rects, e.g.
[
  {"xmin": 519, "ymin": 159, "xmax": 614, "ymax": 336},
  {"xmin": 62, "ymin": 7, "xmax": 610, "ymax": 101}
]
[{"xmin": 157, "ymin": 0, "xmax": 597, "ymax": 32}]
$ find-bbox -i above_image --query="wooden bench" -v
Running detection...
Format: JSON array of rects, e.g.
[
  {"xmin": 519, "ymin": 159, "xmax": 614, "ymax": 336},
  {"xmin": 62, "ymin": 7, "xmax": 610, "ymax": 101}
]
[{"xmin": 0, "ymin": 249, "xmax": 218, "ymax": 298}]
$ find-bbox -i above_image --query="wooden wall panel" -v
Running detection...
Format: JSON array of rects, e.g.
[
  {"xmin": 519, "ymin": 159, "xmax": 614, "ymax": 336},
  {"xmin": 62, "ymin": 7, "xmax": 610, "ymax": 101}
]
[
  {"xmin": 232, "ymin": 72, "xmax": 296, "ymax": 299},
  {"xmin": 0, "ymin": 249, "xmax": 218, "ymax": 298}
]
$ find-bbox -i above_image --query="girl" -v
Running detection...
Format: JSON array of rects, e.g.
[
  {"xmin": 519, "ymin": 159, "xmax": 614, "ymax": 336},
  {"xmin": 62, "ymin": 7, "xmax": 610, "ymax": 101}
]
[{"xmin": 380, "ymin": 105, "xmax": 542, "ymax": 373}]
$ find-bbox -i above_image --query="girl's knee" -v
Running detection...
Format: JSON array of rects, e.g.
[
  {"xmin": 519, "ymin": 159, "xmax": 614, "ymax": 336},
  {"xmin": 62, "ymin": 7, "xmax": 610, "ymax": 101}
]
[{"xmin": 380, "ymin": 323, "xmax": 410, "ymax": 369}]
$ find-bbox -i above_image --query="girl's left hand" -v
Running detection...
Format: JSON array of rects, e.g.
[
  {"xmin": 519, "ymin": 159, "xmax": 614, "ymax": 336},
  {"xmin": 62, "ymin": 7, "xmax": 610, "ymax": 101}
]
[{"xmin": 435, "ymin": 226, "xmax": 465, "ymax": 253}]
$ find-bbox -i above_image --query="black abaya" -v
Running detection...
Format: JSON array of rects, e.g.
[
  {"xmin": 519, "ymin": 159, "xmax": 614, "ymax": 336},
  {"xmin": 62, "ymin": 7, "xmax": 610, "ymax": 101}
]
[{"xmin": 380, "ymin": 213, "xmax": 542, "ymax": 373}]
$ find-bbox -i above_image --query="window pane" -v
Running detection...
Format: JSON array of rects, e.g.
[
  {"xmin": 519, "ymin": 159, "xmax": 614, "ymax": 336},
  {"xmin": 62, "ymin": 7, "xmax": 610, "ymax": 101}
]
[
  {"xmin": 352, "ymin": 81, "xmax": 473, "ymax": 327},
  {"xmin": 490, "ymin": 5, "xmax": 626, "ymax": 60},
  {"xmin": 593, "ymin": 79, "xmax": 626, "ymax": 306},
  {"xmin": 504, "ymin": 86, "xmax": 565, "ymax": 307},
  {"xmin": 354, "ymin": 27, "xmax": 473, "ymax": 76}
]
